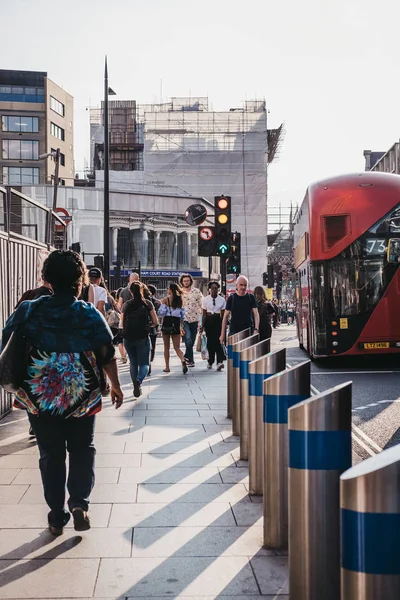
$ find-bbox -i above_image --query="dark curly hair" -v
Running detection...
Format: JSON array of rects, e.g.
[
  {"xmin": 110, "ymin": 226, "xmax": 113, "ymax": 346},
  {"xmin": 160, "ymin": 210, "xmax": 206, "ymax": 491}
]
[
  {"xmin": 42, "ymin": 250, "xmax": 88, "ymax": 296},
  {"xmin": 208, "ymin": 280, "xmax": 220, "ymax": 289},
  {"xmin": 179, "ymin": 273, "xmax": 193, "ymax": 286}
]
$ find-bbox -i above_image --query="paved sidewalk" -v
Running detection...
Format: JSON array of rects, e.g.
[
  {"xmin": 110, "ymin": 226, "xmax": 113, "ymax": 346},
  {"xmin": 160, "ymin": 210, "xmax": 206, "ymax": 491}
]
[{"xmin": 0, "ymin": 336, "xmax": 289, "ymax": 599}]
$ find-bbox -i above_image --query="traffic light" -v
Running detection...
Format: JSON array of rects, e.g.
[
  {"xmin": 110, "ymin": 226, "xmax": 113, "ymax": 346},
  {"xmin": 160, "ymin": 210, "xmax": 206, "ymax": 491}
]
[
  {"xmin": 267, "ymin": 264, "xmax": 274, "ymax": 287},
  {"xmin": 198, "ymin": 226, "xmax": 216, "ymax": 257},
  {"xmin": 227, "ymin": 231, "xmax": 241, "ymax": 274},
  {"xmin": 277, "ymin": 269, "xmax": 283, "ymax": 298},
  {"xmin": 94, "ymin": 255, "xmax": 104, "ymax": 272},
  {"xmin": 215, "ymin": 195, "xmax": 231, "ymax": 256}
]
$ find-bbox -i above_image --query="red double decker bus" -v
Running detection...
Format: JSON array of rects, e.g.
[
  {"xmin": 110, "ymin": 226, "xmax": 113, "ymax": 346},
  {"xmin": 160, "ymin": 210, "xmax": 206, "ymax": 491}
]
[{"xmin": 294, "ymin": 172, "xmax": 400, "ymax": 358}]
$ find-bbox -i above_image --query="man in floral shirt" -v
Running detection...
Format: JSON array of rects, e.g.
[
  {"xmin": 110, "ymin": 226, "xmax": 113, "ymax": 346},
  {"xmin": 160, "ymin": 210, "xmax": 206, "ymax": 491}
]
[{"xmin": 179, "ymin": 273, "xmax": 204, "ymax": 367}]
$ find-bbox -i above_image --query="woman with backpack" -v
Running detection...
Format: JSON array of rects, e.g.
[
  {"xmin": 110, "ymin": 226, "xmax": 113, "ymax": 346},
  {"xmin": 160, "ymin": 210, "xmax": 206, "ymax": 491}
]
[
  {"xmin": 1, "ymin": 250, "xmax": 123, "ymax": 536},
  {"xmin": 120, "ymin": 282, "xmax": 158, "ymax": 398},
  {"xmin": 158, "ymin": 283, "xmax": 188, "ymax": 374}
]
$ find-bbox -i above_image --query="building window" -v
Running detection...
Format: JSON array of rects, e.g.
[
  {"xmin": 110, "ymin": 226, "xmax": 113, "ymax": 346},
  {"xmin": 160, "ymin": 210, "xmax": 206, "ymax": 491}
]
[
  {"xmin": 1, "ymin": 115, "xmax": 39, "ymax": 133},
  {"xmin": 51, "ymin": 148, "xmax": 65, "ymax": 166},
  {"xmin": 50, "ymin": 96, "xmax": 65, "ymax": 117},
  {"xmin": 3, "ymin": 167, "xmax": 39, "ymax": 185},
  {"xmin": 0, "ymin": 86, "xmax": 44, "ymax": 103},
  {"xmin": 2, "ymin": 140, "xmax": 39, "ymax": 160},
  {"xmin": 50, "ymin": 122, "xmax": 65, "ymax": 141}
]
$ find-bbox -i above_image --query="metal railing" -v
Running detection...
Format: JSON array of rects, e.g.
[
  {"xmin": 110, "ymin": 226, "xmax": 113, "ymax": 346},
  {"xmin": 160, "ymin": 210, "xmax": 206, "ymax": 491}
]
[{"xmin": 0, "ymin": 186, "xmax": 65, "ymax": 419}]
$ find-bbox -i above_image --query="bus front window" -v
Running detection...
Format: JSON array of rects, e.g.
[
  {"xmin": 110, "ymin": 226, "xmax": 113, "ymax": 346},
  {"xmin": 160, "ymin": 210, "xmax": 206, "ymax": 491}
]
[{"xmin": 328, "ymin": 259, "xmax": 384, "ymax": 316}]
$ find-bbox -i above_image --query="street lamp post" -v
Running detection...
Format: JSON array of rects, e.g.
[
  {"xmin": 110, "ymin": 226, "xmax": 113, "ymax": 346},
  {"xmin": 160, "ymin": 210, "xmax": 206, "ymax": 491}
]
[
  {"xmin": 40, "ymin": 148, "xmax": 61, "ymax": 246},
  {"xmin": 103, "ymin": 56, "xmax": 116, "ymax": 285}
]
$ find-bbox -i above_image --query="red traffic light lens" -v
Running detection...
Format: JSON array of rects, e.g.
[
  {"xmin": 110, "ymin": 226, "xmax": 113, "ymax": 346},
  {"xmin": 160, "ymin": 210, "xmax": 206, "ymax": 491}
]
[{"xmin": 217, "ymin": 197, "xmax": 229, "ymax": 210}]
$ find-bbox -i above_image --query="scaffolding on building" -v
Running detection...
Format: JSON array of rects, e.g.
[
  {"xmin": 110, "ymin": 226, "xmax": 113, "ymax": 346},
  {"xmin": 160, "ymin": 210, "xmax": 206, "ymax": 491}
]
[{"xmin": 89, "ymin": 96, "xmax": 285, "ymax": 286}]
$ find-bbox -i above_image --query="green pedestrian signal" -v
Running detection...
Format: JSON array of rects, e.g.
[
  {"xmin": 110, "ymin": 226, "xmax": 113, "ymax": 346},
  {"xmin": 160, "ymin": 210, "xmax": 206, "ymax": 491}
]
[{"xmin": 218, "ymin": 243, "xmax": 229, "ymax": 255}]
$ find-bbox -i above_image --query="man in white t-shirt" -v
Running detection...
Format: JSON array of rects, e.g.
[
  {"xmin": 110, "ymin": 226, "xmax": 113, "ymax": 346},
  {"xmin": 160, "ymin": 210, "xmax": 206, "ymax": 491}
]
[{"xmin": 88, "ymin": 267, "xmax": 107, "ymax": 316}]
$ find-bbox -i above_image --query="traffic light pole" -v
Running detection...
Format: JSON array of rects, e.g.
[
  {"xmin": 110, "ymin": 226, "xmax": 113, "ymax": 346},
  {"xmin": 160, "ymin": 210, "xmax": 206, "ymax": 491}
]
[{"xmin": 220, "ymin": 256, "xmax": 227, "ymax": 296}]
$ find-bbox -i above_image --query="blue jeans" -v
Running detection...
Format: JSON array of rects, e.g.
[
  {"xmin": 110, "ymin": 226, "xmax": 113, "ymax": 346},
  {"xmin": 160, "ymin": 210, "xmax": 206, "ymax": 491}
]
[
  {"xmin": 124, "ymin": 337, "xmax": 150, "ymax": 383},
  {"xmin": 183, "ymin": 321, "xmax": 198, "ymax": 363},
  {"xmin": 28, "ymin": 413, "xmax": 96, "ymax": 523}
]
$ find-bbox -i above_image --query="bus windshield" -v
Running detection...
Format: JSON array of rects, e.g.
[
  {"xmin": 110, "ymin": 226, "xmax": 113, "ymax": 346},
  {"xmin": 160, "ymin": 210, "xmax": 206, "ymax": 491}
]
[{"xmin": 328, "ymin": 259, "xmax": 384, "ymax": 316}]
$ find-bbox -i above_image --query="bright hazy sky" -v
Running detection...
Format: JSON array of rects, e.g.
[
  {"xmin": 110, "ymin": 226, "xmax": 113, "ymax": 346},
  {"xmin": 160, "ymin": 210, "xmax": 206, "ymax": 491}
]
[{"xmin": 2, "ymin": 0, "xmax": 399, "ymax": 212}]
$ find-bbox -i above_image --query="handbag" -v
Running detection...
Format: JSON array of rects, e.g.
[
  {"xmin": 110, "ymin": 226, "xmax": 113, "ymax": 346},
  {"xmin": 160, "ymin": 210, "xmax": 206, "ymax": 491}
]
[
  {"xmin": 200, "ymin": 333, "xmax": 209, "ymax": 360},
  {"xmin": 161, "ymin": 299, "xmax": 181, "ymax": 335},
  {"xmin": 0, "ymin": 330, "xmax": 30, "ymax": 393}
]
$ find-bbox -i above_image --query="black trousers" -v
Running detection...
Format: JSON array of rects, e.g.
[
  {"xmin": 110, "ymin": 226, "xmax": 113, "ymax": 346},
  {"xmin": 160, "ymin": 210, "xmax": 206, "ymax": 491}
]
[
  {"xmin": 205, "ymin": 315, "xmax": 225, "ymax": 365},
  {"xmin": 28, "ymin": 413, "xmax": 96, "ymax": 522}
]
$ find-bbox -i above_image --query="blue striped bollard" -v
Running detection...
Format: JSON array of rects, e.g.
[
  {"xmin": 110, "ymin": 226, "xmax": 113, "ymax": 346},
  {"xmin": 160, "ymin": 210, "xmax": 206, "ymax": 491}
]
[
  {"xmin": 227, "ymin": 329, "xmax": 251, "ymax": 419},
  {"xmin": 238, "ymin": 339, "xmax": 270, "ymax": 461},
  {"xmin": 231, "ymin": 334, "xmax": 259, "ymax": 436},
  {"xmin": 263, "ymin": 360, "xmax": 311, "ymax": 549},
  {"xmin": 341, "ymin": 444, "xmax": 400, "ymax": 599},
  {"xmin": 247, "ymin": 348, "xmax": 286, "ymax": 495},
  {"xmin": 288, "ymin": 381, "xmax": 352, "ymax": 600}
]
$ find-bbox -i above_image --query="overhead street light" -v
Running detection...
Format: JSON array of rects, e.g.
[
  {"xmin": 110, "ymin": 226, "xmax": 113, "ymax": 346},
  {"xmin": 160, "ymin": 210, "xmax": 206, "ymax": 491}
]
[{"xmin": 103, "ymin": 55, "xmax": 116, "ymax": 285}]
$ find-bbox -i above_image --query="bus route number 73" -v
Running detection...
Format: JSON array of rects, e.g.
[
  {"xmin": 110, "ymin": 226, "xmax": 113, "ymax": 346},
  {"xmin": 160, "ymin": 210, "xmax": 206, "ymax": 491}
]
[{"xmin": 365, "ymin": 238, "xmax": 386, "ymax": 254}]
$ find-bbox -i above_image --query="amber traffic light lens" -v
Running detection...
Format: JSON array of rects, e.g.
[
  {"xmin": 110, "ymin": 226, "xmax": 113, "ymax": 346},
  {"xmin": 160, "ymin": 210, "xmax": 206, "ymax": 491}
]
[
  {"xmin": 217, "ymin": 198, "xmax": 229, "ymax": 210},
  {"xmin": 218, "ymin": 214, "xmax": 229, "ymax": 224}
]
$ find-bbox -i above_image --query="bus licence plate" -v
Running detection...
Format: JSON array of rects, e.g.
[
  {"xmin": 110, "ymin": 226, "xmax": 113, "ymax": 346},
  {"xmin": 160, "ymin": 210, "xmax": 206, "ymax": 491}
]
[{"xmin": 363, "ymin": 342, "xmax": 390, "ymax": 349}]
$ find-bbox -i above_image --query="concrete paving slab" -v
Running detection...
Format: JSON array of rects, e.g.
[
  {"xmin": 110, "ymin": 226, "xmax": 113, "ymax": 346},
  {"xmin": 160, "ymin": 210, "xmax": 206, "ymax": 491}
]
[
  {"xmin": 219, "ymin": 467, "xmax": 249, "ymax": 484},
  {"xmin": 109, "ymin": 501, "xmax": 236, "ymax": 528},
  {"xmin": 0, "ymin": 468, "xmax": 21, "ymax": 484},
  {"xmin": 119, "ymin": 466, "xmax": 221, "ymax": 484},
  {"xmin": 137, "ymin": 482, "xmax": 249, "ymax": 504},
  {"xmin": 140, "ymin": 430, "xmax": 213, "ymax": 443},
  {"xmin": 126, "ymin": 597, "xmax": 289, "ymax": 600},
  {"xmin": 95, "ymin": 453, "xmax": 141, "ymax": 468},
  {"xmin": 133, "ymin": 409, "xmax": 207, "ymax": 416},
  {"xmin": 145, "ymin": 416, "xmax": 217, "ymax": 425},
  {"xmin": 0, "ymin": 485, "xmax": 29, "ymax": 504},
  {"xmin": 131, "ymin": 525, "xmax": 272, "ymax": 557},
  {"xmin": 251, "ymin": 555, "xmax": 289, "ymax": 595},
  {"xmin": 141, "ymin": 452, "xmax": 236, "ymax": 468},
  {"xmin": 124, "ymin": 441, "xmax": 212, "ymax": 454},
  {"xmin": 0, "ymin": 455, "xmax": 39, "ymax": 468},
  {"xmin": 0, "ymin": 443, "xmax": 38, "ymax": 455},
  {"xmin": 231, "ymin": 498, "xmax": 264, "ymax": 526},
  {"xmin": 0, "ymin": 558, "xmax": 99, "ymax": 598},
  {"xmin": 11, "ymin": 467, "xmax": 120, "ymax": 485},
  {"xmin": 19, "ymin": 483, "xmax": 138, "ymax": 505},
  {"xmin": 0, "ymin": 527, "xmax": 132, "ymax": 559},
  {"xmin": 95, "ymin": 556, "xmax": 259, "ymax": 597},
  {"xmin": 0, "ymin": 504, "xmax": 112, "ymax": 529}
]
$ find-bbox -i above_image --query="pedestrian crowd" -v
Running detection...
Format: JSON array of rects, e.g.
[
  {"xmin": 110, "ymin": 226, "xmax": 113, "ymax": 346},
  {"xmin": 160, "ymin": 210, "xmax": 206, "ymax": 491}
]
[{"xmin": 0, "ymin": 248, "xmax": 287, "ymax": 537}]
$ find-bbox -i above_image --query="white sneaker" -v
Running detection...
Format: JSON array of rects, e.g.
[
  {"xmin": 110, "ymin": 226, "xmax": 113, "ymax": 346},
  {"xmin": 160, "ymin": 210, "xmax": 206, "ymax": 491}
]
[
  {"xmin": 207, "ymin": 364, "xmax": 212, "ymax": 369},
  {"xmin": 216, "ymin": 362, "xmax": 224, "ymax": 371}
]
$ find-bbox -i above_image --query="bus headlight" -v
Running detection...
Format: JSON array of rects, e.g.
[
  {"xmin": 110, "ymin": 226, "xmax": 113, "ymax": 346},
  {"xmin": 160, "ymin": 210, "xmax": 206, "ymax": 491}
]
[{"xmin": 332, "ymin": 341, "xmax": 339, "ymax": 346}]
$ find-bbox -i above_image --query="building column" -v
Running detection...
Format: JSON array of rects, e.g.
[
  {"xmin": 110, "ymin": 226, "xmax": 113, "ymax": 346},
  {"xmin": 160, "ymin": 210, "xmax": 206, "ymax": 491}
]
[
  {"xmin": 138, "ymin": 227, "xmax": 149, "ymax": 267},
  {"xmin": 112, "ymin": 227, "xmax": 119, "ymax": 262},
  {"xmin": 172, "ymin": 232, "xmax": 178, "ymax": 268},
  {"xmin": 154, "ymin": 230, "xmax": 161, "ymax": 268},
  {"xmin": 186, "ymin": 232, "xmax": 192, "ymax": 268}
]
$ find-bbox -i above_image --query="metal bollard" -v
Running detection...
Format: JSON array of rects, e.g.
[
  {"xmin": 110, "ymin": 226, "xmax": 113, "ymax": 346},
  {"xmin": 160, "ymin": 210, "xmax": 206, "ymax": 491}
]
[
  {"xmin": 248, "ymin": 348, "xmax": 286, "ymax": 495},
  {"xmin": 288, "ymin": 381, "xmax": 352, "ymax": 600},
  {"xmin": 238, "ymin": 339, "xmax": 270, "ymax": 461},
  {"xmin": 263, "ymin": 360, "xmax": 311, "ymax": 549},
  {"xmin": 227, "ymin": 329, "xmax": 251, "ymax": 419},
  {"xmin": 341, "ymin": 445, "xmax": 400, "ymax": 599},
  {"xmin": 231, "ymin": 334, "xmax": 259, "ymax": 436}
]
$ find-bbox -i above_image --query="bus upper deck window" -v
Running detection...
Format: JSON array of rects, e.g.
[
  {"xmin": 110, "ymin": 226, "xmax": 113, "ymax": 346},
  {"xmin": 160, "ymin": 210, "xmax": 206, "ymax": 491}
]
[{"xmin": 321, "ymin": 214, "xmax": 351, "ymax": 251}]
